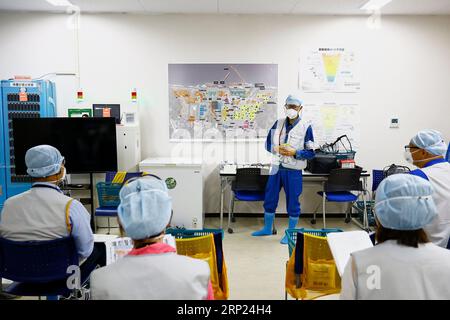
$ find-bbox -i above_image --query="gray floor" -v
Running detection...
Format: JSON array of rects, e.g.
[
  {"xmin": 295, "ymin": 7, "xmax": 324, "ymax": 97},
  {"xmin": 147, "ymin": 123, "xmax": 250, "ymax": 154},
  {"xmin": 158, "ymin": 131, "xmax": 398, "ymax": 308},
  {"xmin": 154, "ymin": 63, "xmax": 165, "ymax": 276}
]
[{"xmin": 204, "ymin": 216, "xmax": 363, "ymax": 300}]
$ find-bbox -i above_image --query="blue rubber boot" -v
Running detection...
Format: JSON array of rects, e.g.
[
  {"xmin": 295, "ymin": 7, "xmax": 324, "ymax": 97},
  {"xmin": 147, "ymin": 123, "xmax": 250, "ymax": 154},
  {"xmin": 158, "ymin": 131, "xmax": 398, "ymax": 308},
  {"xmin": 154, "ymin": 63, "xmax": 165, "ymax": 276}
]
[
  {"xmin": 252, "ymin": 212, "xmax": 275, "ymax": 236},
  {"xmin": 280, "ymin": 216, "xmax": 299, "ymax": 244}
]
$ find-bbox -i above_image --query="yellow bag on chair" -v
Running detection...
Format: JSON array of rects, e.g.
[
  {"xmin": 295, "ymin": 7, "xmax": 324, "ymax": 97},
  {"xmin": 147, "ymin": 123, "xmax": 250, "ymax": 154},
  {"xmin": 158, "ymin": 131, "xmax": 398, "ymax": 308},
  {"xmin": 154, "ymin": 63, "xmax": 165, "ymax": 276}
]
[
  {"xmin": 285, "ymin": 233, "xmax": 341, "ymax": 300},
  {"xmin": 175, "ymin": 234, "xmax": 229, "ymax": 300}
]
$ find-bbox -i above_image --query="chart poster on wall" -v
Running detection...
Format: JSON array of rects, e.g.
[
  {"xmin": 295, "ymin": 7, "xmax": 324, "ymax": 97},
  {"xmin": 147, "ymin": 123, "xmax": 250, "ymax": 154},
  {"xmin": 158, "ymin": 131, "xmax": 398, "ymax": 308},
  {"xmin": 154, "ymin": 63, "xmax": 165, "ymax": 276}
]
[
  {"xmin": 303, "ymin": 103, "xmax": 360, "ymax": 151},
  {"xmin": 168, "ymin": 63, "xmax": 278, "ymax": 141},
  {"xmin": 300, "ymin": 48, "xmax": 360, "ymax": 93}
]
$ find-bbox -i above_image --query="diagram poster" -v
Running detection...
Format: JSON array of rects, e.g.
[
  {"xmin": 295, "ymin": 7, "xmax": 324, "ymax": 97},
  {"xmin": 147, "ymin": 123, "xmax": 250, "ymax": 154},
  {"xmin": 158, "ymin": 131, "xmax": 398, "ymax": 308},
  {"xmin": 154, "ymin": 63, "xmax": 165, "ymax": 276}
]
[
  {"xmin": 168, "ymin": 64, "xmax": 278, "ymax": 141},
  {"xmin": 302, "ymin": 103, "xmax": 360, "ymax": 151},
  {"xmin": 300, "ymin": 48, "xmax": 360, "ymax": 93}
]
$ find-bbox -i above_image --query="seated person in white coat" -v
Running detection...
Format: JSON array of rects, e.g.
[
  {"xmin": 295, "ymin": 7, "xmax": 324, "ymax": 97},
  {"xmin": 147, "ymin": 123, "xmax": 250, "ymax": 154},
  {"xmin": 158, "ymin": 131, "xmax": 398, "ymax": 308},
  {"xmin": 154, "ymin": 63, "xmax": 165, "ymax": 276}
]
[
  {"xmin": 340, "ymin": 174, "xmax": 450, "ymax": 300},
  {"xmin": 90, "ymin": 176, "xmax": 214, "ymax": 300},
  {"xmin": 405, "ymin": 129, "xmax": 450, "ymax": 248},
  {"xmin": 0, "ymin": 145, "xmax": 104, "ymax": 277}
]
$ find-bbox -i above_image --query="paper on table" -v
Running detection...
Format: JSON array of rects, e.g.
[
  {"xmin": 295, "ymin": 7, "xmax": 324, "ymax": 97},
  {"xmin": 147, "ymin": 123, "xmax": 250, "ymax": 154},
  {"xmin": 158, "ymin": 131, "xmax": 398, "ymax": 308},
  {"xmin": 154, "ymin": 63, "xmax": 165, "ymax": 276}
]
[
  {"xmin": 222, "ymin": 164, "xmax": 237, "ymax": 174},
  {"xmin": 100, "ymin": 234, "xmax": 177, "ymax": 265},
  {"xmin": 163, "ymin": 234, "xmax": 176, "ymax": 249},
  {"xmin": 105, "ymin": 237, "xmax": 133, "ymax": 265},
  {"xmin": 93, "ymin": 234, "xmax": 119, "ymax": 243},
  {"xmin": 327, "ymin": 231, "xmax": 373, "ymax": 277}
]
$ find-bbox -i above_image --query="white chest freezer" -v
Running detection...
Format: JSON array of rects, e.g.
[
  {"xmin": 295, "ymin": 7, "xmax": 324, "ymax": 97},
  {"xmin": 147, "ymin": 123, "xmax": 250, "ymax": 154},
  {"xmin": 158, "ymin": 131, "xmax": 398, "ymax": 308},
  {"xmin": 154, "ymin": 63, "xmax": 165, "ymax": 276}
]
[{"xmin": 139, "ymin": 158, "xmax": 204, "ymax": 230}]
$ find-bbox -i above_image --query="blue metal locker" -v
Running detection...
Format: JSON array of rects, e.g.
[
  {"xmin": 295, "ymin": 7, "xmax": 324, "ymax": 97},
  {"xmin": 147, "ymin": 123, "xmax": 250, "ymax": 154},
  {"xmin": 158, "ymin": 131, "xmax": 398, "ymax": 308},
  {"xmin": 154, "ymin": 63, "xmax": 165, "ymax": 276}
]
[
  {"xmin": 0, "ymin": 79, "xmax": 57, "ymax": 208},
  {"xmin": 0, "ymin": 92, "xmax": 6, "ymax": 211}
]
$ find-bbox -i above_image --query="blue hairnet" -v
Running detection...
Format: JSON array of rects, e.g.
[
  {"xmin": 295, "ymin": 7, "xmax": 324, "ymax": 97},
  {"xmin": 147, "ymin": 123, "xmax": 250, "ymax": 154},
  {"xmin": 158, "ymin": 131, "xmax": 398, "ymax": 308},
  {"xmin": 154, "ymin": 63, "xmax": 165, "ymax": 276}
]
[
  {"xmin": 411, "ymin": 129, "xmax": 447, "ymax": 156},
  {"xmin": 25, "ymin": 145, "xmax": 64, "ymax": 178},
  {"xmin": 375, "ymin": 174, "xmax": 437, "ymax": 230},
  {"xmin": 118, "ymin": 177, "xmax": 172, "ymax": 240},
  {"xmin": 285, "ymin": 95, "xmax": 303, "ymax": 107}
]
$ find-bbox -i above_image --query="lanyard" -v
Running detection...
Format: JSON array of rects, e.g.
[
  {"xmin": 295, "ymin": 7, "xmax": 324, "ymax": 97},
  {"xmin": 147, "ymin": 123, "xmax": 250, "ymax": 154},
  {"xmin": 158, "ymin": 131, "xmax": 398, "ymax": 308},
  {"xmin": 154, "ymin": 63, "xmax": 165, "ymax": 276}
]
[{"xmin": 279, "ymin": 119, "xmax": 287, "ymax": 146}]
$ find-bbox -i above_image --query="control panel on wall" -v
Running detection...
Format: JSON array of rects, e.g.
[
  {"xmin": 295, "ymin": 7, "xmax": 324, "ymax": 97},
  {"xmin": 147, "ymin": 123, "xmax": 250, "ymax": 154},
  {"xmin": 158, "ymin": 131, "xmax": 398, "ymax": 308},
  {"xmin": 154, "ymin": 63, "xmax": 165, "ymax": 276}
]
[{"xmin": 7, "ymin": 93, "xmax": 41, "ymax": 183}]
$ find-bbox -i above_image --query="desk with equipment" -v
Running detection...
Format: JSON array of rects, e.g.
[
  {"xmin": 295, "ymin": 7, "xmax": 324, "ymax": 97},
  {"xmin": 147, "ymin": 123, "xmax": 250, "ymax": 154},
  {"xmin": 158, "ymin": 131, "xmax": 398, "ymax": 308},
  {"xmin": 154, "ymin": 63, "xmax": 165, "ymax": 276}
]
[{"xmin": 219, "ymin": 163, "xmax": 370, "ymax": 233}]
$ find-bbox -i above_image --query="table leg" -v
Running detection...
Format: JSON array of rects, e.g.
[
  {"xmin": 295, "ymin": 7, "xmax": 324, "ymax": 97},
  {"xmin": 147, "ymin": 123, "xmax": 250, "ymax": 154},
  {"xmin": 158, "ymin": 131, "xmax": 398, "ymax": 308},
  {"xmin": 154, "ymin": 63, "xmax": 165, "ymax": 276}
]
[{"xmin": 220, "ymin": 177, "xmax": 225, "ymax": 229}]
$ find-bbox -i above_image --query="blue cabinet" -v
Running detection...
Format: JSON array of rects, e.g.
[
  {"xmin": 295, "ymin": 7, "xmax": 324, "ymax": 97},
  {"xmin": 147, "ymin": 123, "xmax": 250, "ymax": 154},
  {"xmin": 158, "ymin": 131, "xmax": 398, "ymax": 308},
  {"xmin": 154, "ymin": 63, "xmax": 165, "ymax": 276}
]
[{"xmin": 0, "ymin": 79, "xmax": 57, "ymax": 208}]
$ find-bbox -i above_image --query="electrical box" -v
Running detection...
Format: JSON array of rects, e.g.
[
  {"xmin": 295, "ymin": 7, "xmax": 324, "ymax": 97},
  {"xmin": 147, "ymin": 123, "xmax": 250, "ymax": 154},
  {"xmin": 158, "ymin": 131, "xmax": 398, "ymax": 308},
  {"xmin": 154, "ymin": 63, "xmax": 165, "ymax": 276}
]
[
  {"xmin": 116, "ymin": 125, "xmax": 141, "ymax": 171},
  {"xmin": 0, "ymin": 79, "xmax": 57, "ymax": 209},
  {"xmin": 390, "ymin": 117, "xmax": 399, "ymax": 128},
  {"xmin": 139, "ymin": 158, "xmax": 204, "ymax": 230}
]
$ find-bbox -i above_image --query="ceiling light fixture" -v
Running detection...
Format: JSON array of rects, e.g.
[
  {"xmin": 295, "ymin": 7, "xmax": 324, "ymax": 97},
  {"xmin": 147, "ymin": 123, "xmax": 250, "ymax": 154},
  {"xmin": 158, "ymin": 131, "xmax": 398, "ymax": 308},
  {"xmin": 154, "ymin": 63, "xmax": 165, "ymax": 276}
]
[
  {"xmin": 45, "ymin": 0, "xmax": 73, "ymax": 6},
  {"xmin": 360, "ymin": 0, "xmax": 393, "ymax": 11}
]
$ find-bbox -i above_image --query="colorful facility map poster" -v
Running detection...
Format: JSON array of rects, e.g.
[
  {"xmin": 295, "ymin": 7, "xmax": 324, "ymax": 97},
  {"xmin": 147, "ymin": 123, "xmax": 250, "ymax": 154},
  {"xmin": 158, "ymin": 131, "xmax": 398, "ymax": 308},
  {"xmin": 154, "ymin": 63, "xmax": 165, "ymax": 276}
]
[
  {"xmin": 168, "ymin": 64, "xmax": 278, "ymax": 140},
  {"xmin": 302, "ymin": 103, "xmax": 360, "ymax": 150},
  {"xmin": 300, "ymin": 48, "xmax": 360, "ymax": 93}
]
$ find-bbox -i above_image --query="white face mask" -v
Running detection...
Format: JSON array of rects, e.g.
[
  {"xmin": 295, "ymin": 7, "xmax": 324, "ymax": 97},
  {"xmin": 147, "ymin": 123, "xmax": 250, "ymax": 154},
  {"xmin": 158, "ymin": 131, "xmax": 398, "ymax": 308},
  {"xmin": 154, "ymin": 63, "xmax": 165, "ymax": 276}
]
[
  {"xmin": 404, "ymin": 150, "xmax": 414, "ymax": 164},
  {"xmin": 285, "ymin": 108, "xmax": 299, "ymax": 120},
  {"xmin": 404, "ymin": 149, "xmax": 441, "ymax": 165}
]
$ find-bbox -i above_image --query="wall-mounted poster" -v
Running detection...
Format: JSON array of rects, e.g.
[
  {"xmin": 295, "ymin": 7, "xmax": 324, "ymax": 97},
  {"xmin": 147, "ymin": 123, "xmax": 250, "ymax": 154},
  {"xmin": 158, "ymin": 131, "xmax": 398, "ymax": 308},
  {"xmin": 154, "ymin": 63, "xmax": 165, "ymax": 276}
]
[
  {"xmin": 300, "ymin": 48, "xmax": 360, "ymax": 93},
  {"xmin": 302, "ymin": 102, "xmax": 360, "ymax": 151},
  {"xmin": 168, "ymin": 63, "xmax": 278, "ymax": 141}
]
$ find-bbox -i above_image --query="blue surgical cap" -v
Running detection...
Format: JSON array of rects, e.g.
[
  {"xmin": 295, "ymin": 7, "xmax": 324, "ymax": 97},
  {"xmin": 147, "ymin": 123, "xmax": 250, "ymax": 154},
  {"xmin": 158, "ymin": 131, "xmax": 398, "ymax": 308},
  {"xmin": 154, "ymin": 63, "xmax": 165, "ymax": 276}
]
[
  {"xmin": 375, "ymin": 174, "xmax": 437, "ymax": 230},
  {"xmin": 411, "ymin": 129, "xmax": 447, "ymax": 156},
  {"xmin": 285, "ymin": 95, "xmax": 303, "ymax": 107},
  {"xmin": 25, "ymin": 145, "xmax": 64, "ymax": 178},
  {"xmin": 118, "ymin": 177, "xmax": 172, "ymax": 240}
]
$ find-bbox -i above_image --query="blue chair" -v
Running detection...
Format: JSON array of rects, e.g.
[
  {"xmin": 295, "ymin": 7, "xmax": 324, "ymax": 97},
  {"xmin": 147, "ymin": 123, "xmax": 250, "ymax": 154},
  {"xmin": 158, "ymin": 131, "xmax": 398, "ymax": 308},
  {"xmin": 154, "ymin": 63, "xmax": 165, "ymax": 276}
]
[
  {"xmin": 446, "ymin": 142, "xmax": 450, "ymax": 162},
  {"xmin": 313, "ymin": 168, "xmax": 367, "ymax": 229},
  {"xmin": 0, "ymin": 237, "xmax": 87, "ymax": 299},
  {"xmin": 372, "ymin": 169, "xmax": 385, "ymax": 195},
  {"xmin": 227, "ymin": 167, "xmax": 271, "ymax": 234},
  {"xmin": 95, "ymin": 172, "xmax": 143, "ymax": 233}
]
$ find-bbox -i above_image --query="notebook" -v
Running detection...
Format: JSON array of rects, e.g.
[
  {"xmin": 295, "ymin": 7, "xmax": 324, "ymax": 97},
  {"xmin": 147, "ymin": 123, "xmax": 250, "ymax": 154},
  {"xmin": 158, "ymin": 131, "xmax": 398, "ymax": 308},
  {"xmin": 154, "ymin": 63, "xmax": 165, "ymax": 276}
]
[{"xmin": 327, "ymin": 231, "xmax": 374, "ymax": 277}]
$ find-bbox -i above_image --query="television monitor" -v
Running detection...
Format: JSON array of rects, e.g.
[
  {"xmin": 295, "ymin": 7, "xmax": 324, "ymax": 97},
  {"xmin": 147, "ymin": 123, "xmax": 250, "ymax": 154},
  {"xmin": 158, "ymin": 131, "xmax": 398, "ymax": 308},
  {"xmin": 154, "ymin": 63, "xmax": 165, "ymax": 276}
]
[
  {"xmin": 12, "ymin": 117, "xmax": 118, "ymax": 174},
  {"xmin": 93, "ymin": 104, "xmax": 121, "ymax": 124}
]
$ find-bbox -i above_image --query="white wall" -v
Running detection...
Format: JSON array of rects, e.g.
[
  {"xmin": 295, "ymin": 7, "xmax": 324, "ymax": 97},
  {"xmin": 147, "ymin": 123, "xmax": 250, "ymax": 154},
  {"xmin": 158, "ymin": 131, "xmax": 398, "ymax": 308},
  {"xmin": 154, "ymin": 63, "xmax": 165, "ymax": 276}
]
[{"xmin": 0, "ymin": 12, "xmax": 449, "ymax": 214}]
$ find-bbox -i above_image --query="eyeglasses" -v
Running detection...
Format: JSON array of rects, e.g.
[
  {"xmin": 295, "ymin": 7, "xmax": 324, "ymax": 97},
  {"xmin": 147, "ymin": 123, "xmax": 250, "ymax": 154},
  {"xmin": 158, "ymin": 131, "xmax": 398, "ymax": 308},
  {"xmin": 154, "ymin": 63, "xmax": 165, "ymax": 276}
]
[
  {"xmin": 404, "ymin": 145, "xmax": 419, "ymax": 151},
  {"xmin": 284, "ymin": 105, "xmax": 302, "ymax": 110}
]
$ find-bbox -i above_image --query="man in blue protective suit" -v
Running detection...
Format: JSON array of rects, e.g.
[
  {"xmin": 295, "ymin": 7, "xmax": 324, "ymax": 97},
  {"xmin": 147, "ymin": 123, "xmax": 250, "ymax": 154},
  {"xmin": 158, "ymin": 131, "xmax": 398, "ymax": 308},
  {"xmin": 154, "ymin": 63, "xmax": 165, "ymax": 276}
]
[{"xmin": 252, "ymin": 95, "xmax": 315, "ymax": 244}]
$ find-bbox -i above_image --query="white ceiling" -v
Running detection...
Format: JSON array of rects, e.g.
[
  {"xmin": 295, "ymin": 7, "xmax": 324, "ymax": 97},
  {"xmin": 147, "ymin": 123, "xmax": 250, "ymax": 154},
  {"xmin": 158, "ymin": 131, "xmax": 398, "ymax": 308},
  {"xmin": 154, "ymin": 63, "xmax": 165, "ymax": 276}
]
[{"xmin": 0, "ymin": 0, "xmax": 449, "ymax": 15}]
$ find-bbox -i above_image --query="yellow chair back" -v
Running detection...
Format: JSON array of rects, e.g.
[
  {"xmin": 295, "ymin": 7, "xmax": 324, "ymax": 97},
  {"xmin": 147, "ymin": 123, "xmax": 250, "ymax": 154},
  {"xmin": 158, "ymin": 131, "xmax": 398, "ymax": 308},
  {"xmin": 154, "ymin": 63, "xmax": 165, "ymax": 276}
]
[
  {"xmin": 175, "ymin": 234, "xmax": 229, "ymax": 300},
  {"xmin": 286, "ymin": 233, "xmax": 341, "ymax": 300}
]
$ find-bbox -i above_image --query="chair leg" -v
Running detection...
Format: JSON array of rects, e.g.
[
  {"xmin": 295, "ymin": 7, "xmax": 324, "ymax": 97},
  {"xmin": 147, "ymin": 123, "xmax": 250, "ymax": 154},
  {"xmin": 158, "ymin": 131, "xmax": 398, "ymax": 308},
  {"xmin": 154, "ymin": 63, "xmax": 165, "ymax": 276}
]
[
  {"xmin": 93, "ymin": 212, "xmax": 97, "ymax": 233},
  {"xmin": 231, "ymin": 197, "xmax": 236, "ymax": 223},
  {"xmin": 311, "ymin": 203, "xmax": 319, "ymax": 225},
  {"xmin": 227, "ymin": 193, "xmax": 234, "ymax": 234},
  {"xmin": 345, "ymin": 202, "xmax": 352, "ymax": 223},
  {"xmin": 285, "ymin": 261, "xmax": 288, "ymax": 300},
  {"xmin": 322, "ymin": 193, "xmax": 326, "ymax": 229},
  {"xmin": 362, "ymin": 191, "xmax": 368, "ymax": 230}
]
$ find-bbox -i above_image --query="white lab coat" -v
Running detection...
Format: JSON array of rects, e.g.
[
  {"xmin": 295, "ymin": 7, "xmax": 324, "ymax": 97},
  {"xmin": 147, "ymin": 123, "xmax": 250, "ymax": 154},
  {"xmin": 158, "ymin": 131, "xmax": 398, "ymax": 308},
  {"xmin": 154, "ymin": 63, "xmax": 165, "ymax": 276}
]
[
  {"xmin": 340, "ymin": 240, "xmax": 450, "ymax": 300},
  {"xmin": 90, "ymin": 251, "xmax": 211, "ymax": 300},
  {"xmin": 0, "ymin": 186, "xmax": 70, "ymax": 241},
  {"xmin": 421, "ymin": 161, "xmax": 450, "ymax": 247}
]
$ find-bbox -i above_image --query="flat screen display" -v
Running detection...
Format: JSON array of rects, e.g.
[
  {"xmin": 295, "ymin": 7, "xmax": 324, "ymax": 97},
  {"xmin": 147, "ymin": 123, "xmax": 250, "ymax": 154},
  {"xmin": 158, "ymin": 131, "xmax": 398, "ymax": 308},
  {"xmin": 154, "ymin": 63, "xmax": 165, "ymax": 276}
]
[
  {"xmin": 93, "ymin": 104, "xmax": 121, "ymax": 124},
  {"xmin": 12, "ymin": 117, "xmax": 118, "ymax": 174}
]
